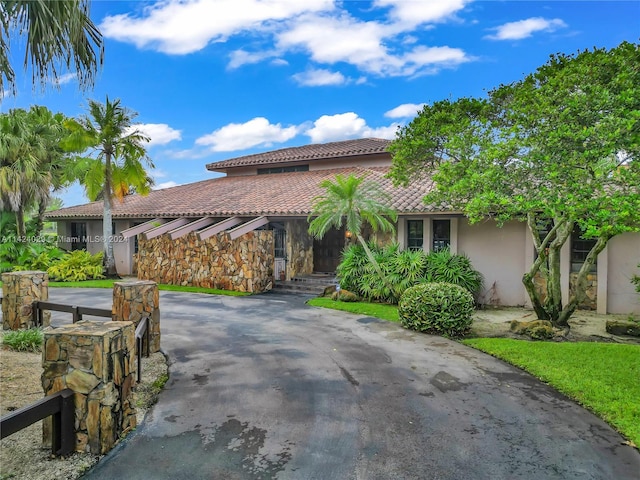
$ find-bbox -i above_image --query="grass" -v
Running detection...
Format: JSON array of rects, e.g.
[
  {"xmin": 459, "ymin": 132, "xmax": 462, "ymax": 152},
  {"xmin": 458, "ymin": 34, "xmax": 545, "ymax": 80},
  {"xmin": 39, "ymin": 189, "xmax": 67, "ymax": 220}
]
[
  {"xmin": 307, "ymin": 297, "xmax": 399, "ymax": 322},
  {"xmin": 463, "ymin": 338, "xmax": 640, "ymax": 447},
  {"xmin": 45, "ymin": 278, "xmax": 250, "ymax": 296},
  {"xmin": 2, "ymin": 328, "xmax": 44, "ymax": 352}
]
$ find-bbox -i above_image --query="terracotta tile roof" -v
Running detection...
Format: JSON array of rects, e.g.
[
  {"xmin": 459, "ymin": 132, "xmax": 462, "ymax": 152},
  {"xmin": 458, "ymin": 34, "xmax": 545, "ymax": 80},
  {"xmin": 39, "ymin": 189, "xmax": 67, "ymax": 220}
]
[
  {"xmin": 46, "ymin": 167, "xmax": 445, "ymax": 220},
  {"xmin": 206, "ymin": 138, "xmax": 391, "ymax": 171}
]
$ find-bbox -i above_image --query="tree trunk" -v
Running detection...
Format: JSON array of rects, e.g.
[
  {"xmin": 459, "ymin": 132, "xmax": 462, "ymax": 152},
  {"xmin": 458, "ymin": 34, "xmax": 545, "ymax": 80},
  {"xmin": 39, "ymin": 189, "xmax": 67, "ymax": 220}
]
[
  {"xmin": 103, "ymin": 153, "xmax": 117, "ymax": 277},
  {"xmin": 35, "ymin": 199, "xmax": 47, "ymax": 236},
  {"xmin": 15, "ymin": 207, "xmax": 26, "ymax": 239},
  {"xmin": 546, "ymin": 245, "xmax": 563, "ymax": 322},
  {"xmin": 557, "ymin": 235, "xmax": 609, "ymax": 326}
]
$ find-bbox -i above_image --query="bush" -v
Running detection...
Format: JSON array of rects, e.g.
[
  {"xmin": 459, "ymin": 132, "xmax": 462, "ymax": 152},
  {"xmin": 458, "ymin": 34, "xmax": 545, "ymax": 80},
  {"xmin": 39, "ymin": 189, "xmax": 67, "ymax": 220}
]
[
  {"xmin": 632, "ymin": 264, "xmax": 639, "ymax": 293},
  {"xmin": 424, "ymin": 248, "xmax": 483, "ymax": 298},
  {"xmin": 398, "ymin": 282, "xmax": 474, "ymax": 337},
  {"xmin": 2, "ymin": 328, "xmax": 44, "ymax": 352},
  {"xmin": 47, "ymin": 250, "xmax": 105, "ymax": 281}
]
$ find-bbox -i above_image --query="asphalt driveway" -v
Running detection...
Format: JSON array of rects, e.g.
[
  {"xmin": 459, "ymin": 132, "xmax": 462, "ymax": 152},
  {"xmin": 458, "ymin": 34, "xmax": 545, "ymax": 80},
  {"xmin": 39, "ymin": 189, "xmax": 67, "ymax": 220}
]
[{"xmin": 43, "ymin": 288, "xmax": 640, "ymax": 480}]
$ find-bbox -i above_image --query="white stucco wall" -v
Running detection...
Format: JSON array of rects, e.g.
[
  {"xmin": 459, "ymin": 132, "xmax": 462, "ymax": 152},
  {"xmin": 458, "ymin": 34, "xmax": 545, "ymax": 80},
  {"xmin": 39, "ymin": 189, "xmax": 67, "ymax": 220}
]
[
  {"xmin": 457, "ymin": 219, "xmax": 529, "ymax": 307},
  {"xmin": 606, "ymin": 232, "xmax": 640, "ymax": 314}
]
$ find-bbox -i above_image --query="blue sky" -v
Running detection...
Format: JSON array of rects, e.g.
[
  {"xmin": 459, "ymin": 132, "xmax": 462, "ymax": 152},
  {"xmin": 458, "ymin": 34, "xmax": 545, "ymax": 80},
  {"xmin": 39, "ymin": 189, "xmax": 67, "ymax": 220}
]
[{"xmin": 1, "ymin": 0, "xmax": 638, "ymax": 208}]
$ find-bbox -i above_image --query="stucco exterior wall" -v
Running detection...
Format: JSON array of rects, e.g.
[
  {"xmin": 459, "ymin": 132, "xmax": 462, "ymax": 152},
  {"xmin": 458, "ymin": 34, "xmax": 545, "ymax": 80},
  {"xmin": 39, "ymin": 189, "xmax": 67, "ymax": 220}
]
[
  {"xmin": 457, "ymin": 219, "xmax": 528, "ymax": 307},
  {"xmin": 606, "ymin": 232, "xmax": 640, "ymax": 314},
  {"xmin": 136, "ymin": 230, "xmax": 274, "ymax": 293}
]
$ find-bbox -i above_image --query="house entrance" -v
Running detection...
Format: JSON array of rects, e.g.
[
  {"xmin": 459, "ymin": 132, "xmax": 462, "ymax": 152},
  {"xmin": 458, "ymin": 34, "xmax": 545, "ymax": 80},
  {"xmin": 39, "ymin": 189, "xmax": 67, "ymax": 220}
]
[
  {"xmin": 313, "ymin": 227, "xmax": 345, "ymax": 273},
  {"xmin": 274, "ymin": 227, "xmax": 287, "ymax": 280}
]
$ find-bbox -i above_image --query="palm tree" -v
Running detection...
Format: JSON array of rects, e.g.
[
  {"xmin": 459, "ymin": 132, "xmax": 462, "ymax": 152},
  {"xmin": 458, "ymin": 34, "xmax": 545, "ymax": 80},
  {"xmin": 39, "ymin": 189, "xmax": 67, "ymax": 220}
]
[
  {"xmin": 63, "ymin": 97, "xmax": 153, "ymax": 276},
  {"xmin": 308, "ymin": 174, "xmax": 397, "ymax": 289},
  {"xmin": 0, "ymin": 107, "xmax": 72, "ymax": 237},
  {"xmin": 1, "ymin": 0, "xmax": 103, "ymax": 95}
]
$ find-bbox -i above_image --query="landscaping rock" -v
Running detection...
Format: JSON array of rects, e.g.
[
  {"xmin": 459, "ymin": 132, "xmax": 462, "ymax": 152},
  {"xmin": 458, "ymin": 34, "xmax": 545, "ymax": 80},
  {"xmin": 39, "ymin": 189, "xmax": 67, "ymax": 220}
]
[
  {"xmin": 605, "ymin": 320, "xmax": 640, "ymax": 337},
  {"xmin": 510, "ymin": 319, "xmax": 555, "ymax": 340}
]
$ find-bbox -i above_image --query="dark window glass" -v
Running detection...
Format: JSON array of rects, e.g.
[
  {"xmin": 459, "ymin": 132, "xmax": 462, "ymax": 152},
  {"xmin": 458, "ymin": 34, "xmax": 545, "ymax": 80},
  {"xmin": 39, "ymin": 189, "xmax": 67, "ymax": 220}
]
[
  {"xmin": 70, "ymin": 222, "xmax": 86, "ymax": 251},
  {"xmin": 274, "ymin": 229, "xmax": 286, "ymax": 258},
  {"xmin": 571, "ymin": 226, "xmax": 597, "ymax": 273},
  {"xmin": 432, "ymin": 219, "xmax": 450, "ymax": 252},
  {"xmin": 257, "ymin": 165, "xmax": 309, "ymax": 175},
  {"xmin": 407, "ymin": 220, "xmax": 423, "ymax": 250}
]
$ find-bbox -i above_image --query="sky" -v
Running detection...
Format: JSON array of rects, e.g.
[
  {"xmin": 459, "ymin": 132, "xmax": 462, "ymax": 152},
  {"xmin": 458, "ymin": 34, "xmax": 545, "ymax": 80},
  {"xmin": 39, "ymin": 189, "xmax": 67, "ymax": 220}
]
[{"xmin": 1, "ymin": 0, "xmax": 638, "ymax": 208}]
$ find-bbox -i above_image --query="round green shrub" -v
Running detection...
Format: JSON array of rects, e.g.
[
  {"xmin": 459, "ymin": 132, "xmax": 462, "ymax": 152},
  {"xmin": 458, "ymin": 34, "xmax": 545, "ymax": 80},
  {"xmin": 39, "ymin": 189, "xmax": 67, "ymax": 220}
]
[{"xmin": 398, "ymin": 282, "xmax": 474, "ymax": 337}]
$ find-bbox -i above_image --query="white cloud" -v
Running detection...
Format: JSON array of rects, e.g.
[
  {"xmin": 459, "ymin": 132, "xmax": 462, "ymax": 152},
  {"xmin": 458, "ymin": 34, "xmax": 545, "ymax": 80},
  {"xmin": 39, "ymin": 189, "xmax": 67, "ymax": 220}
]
[
  {"xmin": 153, "ymin": 181, "xmax": 179, "ymax": 190},
  {"xmin": 54, "ymin": 72, "xmax": 77, "ymax": 86},
  {"xmin": 304, "ymin": 112, "xmax": 398, "ymax": 143},
  {"xmin": 196, "ymin": 117, "xmax": 298, "ymax": 151},
  {"xmin": 228, "ymin": 49, "xmax": 277, "ymax": 70},
  {"xmin": 384, "ymin": 103, "xmax": 425, "ymax": 118},
  {"xmin": 129, "ymin": 123, "xmax": 182, "ymax": 146},
  {"xmin": 485, "ymin": 17, "xmax": 567, "ymax": 41},
  {"xmin": 277, "ymin": 14, "xmax": 470, "ymax": 77},
  {"xmin": 100, "ymin": 0, "xmax": 334, "ymax": 54},
  {"xmin": 374, "ymin": 0, "xmax": 470, "ymax": 28},
  {"xmin": 292, "ymin": 68, "xmax": 346, "ymax": 86},
  {"xmin": 100, "ymin": 0, "xmax": 472, "ymax": 79}
]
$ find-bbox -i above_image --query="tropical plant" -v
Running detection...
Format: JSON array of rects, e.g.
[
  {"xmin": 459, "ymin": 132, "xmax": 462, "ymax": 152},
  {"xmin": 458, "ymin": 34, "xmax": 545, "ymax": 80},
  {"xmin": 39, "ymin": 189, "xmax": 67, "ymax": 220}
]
[
  {"xmin": 389, "ymin": 42, "xmax": 640, "ymax": 329},
  {"xmin": 63, "ymin": 97, "xmax": 153, "ymax": 275},
  {"xmin": 0, "ymin": 0, "xmax": 104, "ymax": 95},
  {"xmin": 2, "ymin": 328, "xmax": 44, "ymax": 352},
  {"xmin": 424, "ymin": 248, "xmax": 483, "ymax": 298},
  {"xmin": 398, "ymin": 282, "xmax": 474, "ymax": 337},
  {"xmin": 0, "ymin": 107, "xmax": 72, "ymax": 237},
  {"xmin": 46, "ymin": 249, "xmax": 104, "ymax": 281},
  {"xmin": 308, "ymin": 174, "xmax": 397, "ymax": 290},
  {"xmin": 632, "ymin": 264, "xmax": 640, "ymax": 294}
]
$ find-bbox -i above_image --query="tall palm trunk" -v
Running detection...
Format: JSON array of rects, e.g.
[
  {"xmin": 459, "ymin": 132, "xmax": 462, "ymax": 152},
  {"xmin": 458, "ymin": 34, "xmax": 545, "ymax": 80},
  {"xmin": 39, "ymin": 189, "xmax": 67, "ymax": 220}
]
[{"xmin": 103, "ymin": 153, "xmax": 117, "ymax": 276}]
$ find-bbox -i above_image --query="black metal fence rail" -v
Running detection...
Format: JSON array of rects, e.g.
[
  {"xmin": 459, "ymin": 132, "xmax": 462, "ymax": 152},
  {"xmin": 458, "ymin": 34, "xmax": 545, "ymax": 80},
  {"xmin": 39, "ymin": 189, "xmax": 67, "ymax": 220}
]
[
  {"xmin": 32, "ymin": 300, "xmax": 112, "ymax": 326},
  {"xmin": 0, "ymin": 388, "xmax": 74, "ymax": 456}
]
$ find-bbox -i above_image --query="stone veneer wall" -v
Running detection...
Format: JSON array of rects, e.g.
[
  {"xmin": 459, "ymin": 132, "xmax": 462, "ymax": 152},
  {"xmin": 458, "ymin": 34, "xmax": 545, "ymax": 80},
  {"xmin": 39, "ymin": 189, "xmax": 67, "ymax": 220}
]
[
  {"xmin": 136, "ymin": 231, "xmax": 274, "ymax": 293},
  {"xmin": 1, "ymin": 271, "xmax": 50, "ymax": 330},
  {"xmin": 286, "ymin": 219, "xmax": 314, "ymax": 278},
  {"xmin": 533, "ymin": 272, "xmax": 597, "ymax": 310},
  {"xmin": 112, "ymin": 281, "xmax": 161, "ymax": 353},
  {"xmin": 42, "ymin": 321, "xmax": 136, "ymax": 454}
]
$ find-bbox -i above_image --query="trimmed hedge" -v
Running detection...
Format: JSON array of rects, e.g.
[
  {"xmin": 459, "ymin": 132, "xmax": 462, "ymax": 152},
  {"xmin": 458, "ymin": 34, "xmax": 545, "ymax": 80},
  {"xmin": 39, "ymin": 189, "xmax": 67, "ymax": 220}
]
[{"xmin": 399, "ymin": 282, "xmax": 474, "ymax": 337}]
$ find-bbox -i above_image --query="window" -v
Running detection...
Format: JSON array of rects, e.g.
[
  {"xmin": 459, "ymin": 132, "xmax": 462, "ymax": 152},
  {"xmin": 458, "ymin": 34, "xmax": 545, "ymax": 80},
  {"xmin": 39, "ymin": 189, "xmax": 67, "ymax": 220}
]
[
  {"xmin": 407, "ymin": 220, "xmax": 423, "ymax": 250},
  {"xmin": 257, "ymin": 165, "xmax": 309, "ymax": 175},
  {"xmin": 571, "ymin": 226, "xmax": 597, "ymax": 273},
  {"xmin": 70, "ymin": 222, "xmax": 86, "ymax": 251},
  {"xmin": 432, "ymin": 219, "xmax": 450, "ymax": 252},
  {"xmin": 274, "ymin": 229, "xmax": 286, "ymax": 258}
]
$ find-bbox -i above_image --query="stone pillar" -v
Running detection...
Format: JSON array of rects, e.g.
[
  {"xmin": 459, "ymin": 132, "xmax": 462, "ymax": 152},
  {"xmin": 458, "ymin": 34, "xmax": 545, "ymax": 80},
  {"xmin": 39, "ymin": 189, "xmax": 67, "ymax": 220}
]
[
  {"xmin": 112, "ymin": 281, "xmax": 160, "ymax": 353},
  {"xmin": 42, "ymin": 321, "xmax": 136, "ymax": 454},
  {"xmin": 1, "ymin": 271, "xmax": 50, "ymax": 330}
]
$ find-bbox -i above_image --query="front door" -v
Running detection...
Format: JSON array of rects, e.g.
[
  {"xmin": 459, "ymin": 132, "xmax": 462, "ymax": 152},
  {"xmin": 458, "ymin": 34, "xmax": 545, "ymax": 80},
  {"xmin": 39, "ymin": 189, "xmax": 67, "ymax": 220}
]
[
  {"xmin": 274, "ymin": 228, "xmax": 287, "ymax": 279},
  {"xmin": 313, "ymin": 227, "xmax": 345, "ymax": 273}
]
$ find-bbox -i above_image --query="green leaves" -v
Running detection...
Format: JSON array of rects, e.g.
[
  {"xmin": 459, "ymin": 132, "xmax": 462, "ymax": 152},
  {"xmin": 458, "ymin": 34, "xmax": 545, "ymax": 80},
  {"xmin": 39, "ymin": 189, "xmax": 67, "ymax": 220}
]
[{"xmin": 388, "ymin": 41, "xmax": 640, "ymax": 324}]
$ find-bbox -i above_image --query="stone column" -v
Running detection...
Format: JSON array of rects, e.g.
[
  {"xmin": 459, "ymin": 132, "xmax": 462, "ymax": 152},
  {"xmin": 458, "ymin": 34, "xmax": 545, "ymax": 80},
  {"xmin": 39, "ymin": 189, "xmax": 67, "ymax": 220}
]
[
  {"xmin": 1, "ymin": 271, "xmax": 50, "ymax": 330},
  {"xmin": 42, "ymin": 321, "xmax": 136, "ymax": 454},
  {"xmin": 112, "ymin": 281, "xmax": 160, "ymax": 353}
]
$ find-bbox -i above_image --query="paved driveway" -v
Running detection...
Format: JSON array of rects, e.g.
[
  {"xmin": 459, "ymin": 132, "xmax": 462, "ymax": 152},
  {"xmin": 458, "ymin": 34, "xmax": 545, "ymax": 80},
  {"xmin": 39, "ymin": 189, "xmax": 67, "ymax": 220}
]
[{"xmin": 44, "ymin": 289, "xmax": 639, "ymax": 480}]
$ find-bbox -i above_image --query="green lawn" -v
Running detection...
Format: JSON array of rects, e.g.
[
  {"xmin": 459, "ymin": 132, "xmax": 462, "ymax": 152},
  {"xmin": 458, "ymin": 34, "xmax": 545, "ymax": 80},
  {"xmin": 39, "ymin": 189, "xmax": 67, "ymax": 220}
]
[
  {"xmin": 45, "ymin": 279, "xmax": 250, "ymax": 296},
  {"xmin": 463, "ymin": 338, "xmax": 640, "ymax": 447},
  {"xmin": 307, "ymin": 297, "xmax": 399, "ymax": 322}
]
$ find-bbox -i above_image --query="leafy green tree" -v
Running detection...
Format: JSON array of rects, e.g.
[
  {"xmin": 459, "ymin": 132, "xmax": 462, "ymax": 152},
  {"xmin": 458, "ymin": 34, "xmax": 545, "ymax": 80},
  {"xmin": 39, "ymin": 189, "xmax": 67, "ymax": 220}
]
[
  {"xmin": 389, "ymin": 42, "xmax": 640, "ymax": 328},
  {"xmin": 0, "ymin": 106, "xmax": 70, "ymax": 237},
  {"xmin": 308, "ymin": 174, "xmax": 397, "ymax": 290},
  {"xmin": 1, "ymin": 0, "xmax": 103, "ymax": 95},
  {"xmin": 63, "ymin": 97, "xmax": 153, "ymax": 276}
]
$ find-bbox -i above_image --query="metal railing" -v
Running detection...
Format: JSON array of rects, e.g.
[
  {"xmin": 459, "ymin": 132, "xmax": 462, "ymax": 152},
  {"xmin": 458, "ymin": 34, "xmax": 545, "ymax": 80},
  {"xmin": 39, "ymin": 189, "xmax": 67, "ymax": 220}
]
[
  {"xmin": 31, "ymin": 300, "xmax": 112, "ymax": 327},
  {"xmin": 0, "ymin": 389, "xmax": 74, "ymax": 456},
  {"xmin": 135, "ymin": 315, "xmax": 151, "ymax": 382}
]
